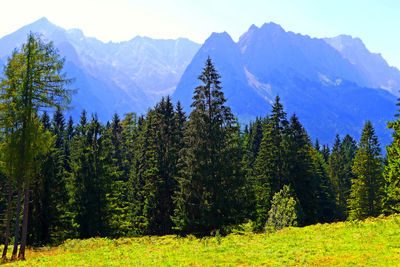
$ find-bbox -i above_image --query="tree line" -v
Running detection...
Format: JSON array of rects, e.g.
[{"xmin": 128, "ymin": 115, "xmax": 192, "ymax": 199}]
[{"xmin": 1, "ymin": 34, "xmax": 400, "ymax": 261}]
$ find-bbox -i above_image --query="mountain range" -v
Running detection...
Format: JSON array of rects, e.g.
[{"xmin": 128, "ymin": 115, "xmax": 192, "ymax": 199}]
[
  {"xmin": 0, "ymin": 18, "xmax": 399, "ymax": 145},
  {"xmin": 0, "ymin": 17, "xmax": 200, "ymax": 121},
  {"xmin": 173, "ymin": 23, "xmax": 399, "ymax": 145}
]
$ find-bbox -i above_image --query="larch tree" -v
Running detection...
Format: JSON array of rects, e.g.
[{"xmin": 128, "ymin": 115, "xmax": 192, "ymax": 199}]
[{"xmin": 0, "ymin": 33, "xmax": 72, "ymax": 260}]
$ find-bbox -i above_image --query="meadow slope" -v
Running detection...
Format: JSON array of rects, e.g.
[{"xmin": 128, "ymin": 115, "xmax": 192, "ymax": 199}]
[{"xmin": 3, "ymin": 214, "xmax": 400, "ymax": 266}]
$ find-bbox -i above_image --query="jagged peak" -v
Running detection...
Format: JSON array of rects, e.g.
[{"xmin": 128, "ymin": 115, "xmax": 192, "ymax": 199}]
[
  {"xmin": 248, "ymin": 24, "xmax": 259, "ymax": 31},
  {"xmin": 324, "ymin": 34, "xmax": 366, "ymax": 52},
  {"xmin": 208, "ymin": 31, "xmax": 233, "ymax": 41},
  {"xmin": 260, "ymin": 22, "xmax": 285, "ymax": 32}
]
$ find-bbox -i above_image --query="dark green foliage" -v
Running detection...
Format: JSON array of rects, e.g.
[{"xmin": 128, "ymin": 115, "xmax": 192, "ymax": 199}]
[
  {"xmin": 1, "ymin": 44, "xmax": 398, "ymax": 249},
  {"xmin": 314, "ymin": 139, "xmax": 321, "ymax": 151},
  {"xmin": 348, "ymin": 121, "xmax": 384, "ymax": 219},
  {"xmin": 329, "ymin": 134, "xmax": 357, "ymax": 219},
  {"xmin": 173, "ymin": 58, "xmax": 246, "ymax": 235},
  {"xmin": 129, "ymin": 96, "xmax": 184, "ymax": 235},
  {"xmin": 241, "ymin": 117, "xmax": 266, "ymax": 221},
  {"xmin": 28, "ymin": 110, "xmax": 70, "ymax": 245},
  {"xmin": 0, "ymin": 172, "xmax": 7, "ymax": 241},
  {"xmin": 70, "ymin": 112, "xmax": 117, "ymax": 238},
  {"xmin": 311, "ymin": 149, "xmax": 337, "ymax": 222},
  {"xmin": 252, "ymin": 96, "xmax": 289, "ymax": 230},
  {"xmin": 321, "ymin": 145, "xmax": 330, "ymax": 163},
  {"xmin": 285, "ymin": 114, "xmax": 317, "ymax": 225},
  {"xmin": 385, "ymin": 99, "xmax": 400, "ymax": 214}
]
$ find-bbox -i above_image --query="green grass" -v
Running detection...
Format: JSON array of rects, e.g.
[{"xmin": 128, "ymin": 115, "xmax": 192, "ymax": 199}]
[{"xmin": 3, "ymin": 214, "xmax": 400, "ymax": 266}]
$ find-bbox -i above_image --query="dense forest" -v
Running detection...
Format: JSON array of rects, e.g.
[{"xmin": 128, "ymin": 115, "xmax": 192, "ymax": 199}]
[{"xmin": 1, "ymin": 34, "xmax": 400, "ymax": 261}]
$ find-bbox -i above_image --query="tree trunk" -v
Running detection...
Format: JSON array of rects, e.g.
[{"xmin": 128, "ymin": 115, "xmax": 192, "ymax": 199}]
[
  {"xmin": 18, "ymin": 178, "xmax": 30, "ymax": 260},
  {"xmin": 11, "ymin": 183, "xmax": 22, "ymax": 260},
  {"xmin": 1, "ymin": 176, "xmax": 13, "ymax": 259}
]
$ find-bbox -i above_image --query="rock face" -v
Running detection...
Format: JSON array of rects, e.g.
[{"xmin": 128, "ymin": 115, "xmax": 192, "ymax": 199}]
[
  {"xmin": 324, "ymin": 35, "xmax": 400, "ymax": 96},
  {"xmin": 173, "ymin": 23, "xmax": 397, "ymax": 145},
  {"xmin": 0, "ymin": 17, "xmax": 200, "ymax": 121}
]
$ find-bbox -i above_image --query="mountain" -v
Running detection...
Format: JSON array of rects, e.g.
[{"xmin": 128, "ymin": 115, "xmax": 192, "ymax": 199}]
[
  {"xmin": 1, "ymin": 19, "xmax": 398, "ymax": 145},
  {"xmin": 173, "ymin": 23, "xmax": 398, "ymax": 145},
  {"xmin": 324, "ymin": 35, "xmax": 400, "ymax": 96},
  {"xmin": 0, "ymin": 17, "xmax": 200, "ymax": 121}
]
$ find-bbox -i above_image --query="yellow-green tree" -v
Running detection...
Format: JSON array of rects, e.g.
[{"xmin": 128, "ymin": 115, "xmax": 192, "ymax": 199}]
[{"xmin": 0, "ymin": 32, "xmax": 72, "ymax": 260}]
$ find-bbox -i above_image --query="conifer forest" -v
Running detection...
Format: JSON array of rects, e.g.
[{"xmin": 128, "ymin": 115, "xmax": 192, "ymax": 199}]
[{"xmin": 1, "ymin": 34, "xmax": 400, "ymax": 262}]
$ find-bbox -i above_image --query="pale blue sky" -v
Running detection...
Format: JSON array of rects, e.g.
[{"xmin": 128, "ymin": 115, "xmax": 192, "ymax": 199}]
[{"xmin": 1, "ymin": 0, "xmax": 399, "ymax": 67}]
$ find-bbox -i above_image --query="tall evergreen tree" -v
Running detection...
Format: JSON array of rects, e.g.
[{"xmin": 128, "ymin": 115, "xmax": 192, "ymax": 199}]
[
  {"xmin": 312, "ymin": 149, "xmax": 336, "ymax": 223},
  {"xmin": 129, "ymin": 97, "xmax": 185, "ymax": 235},
  {"xmin": 29, "ymin": 110, "xmax": 70, "ymax": 245},
  {"xmin": 173, "ymin": 58, "xmax": 245, "ymax": 235},
  {"xmin": 385, "ymin": 98, "xmax": 400, "ymax": 214},
  {"xmin": 285, "ymin": 114, "xmax": 316, "ymax": 225},
  {"xmin": 349, "ymin": 121, "xmax": 384, "ymax": 219},
  {"xmin": 252, "ymin": 96, "xmax": 289, "ymax": 230},
  {"xmin": 329, "ymin": 134, "xmax": 356, "ymax": 220},
  {"xmin": 70, "ymin": 113, "xmax": 116, "ymax": 238}
]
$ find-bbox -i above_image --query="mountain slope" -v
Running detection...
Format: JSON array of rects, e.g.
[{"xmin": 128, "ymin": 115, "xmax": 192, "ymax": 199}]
[
  {"xmin": 173, "ymin": 23, "xmax": 397, "ymax": 145},
  {"xmin": 324, "ymin": 35, "xmax": 400, "ymax": 96},
  {"xmin": 0, "ymin": 17, "xmax": 200, "ymax": 121}
]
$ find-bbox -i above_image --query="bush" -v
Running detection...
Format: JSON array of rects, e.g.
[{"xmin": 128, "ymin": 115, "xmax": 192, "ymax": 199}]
[{"xmin": 265, "ymin": 185, "xmax": 302, "ymax": 231}]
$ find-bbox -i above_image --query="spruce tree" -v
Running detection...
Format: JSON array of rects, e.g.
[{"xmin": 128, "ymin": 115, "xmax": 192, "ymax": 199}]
[
  {"xmin": 29, "ymin": 110, "xmax": 70, "ymax": 245},
  {"xmin": 349, "ymin": 121, "xmax": 384, "ymax": 219},
  {"xmin": 329, "ymin": 134, "xmax": 356, "ymax": 220},
  {"xmin": 385, "ymin": 99, "xmax": 400, "ymax": 214},
  {"xmin": 70, "ymin": 112, "xmax": 116, "ymax": 238},
  {"xmin": 311, "ymin": 149, "xmax": 336, "ymax": 222},
  {"xmin": 285, "ymin": 114, "xmax": 316, "ymax": 225},
  {"xmin": 129, "ymin": 97, "xmax": 186, "ymax": 235},
  {"xmin": 252, "ymin": 96, "xmax": 289, "ymax": 230},
  {"xmin": 173, "ymin": 57, "xmax": 245, "ymax": 235}
]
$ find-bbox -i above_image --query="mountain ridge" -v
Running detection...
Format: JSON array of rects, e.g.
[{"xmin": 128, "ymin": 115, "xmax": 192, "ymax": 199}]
[
  {"xmin": 0, "ymin": 17, "xmax": 201, "ymax": 121},
  {"xmin": 173, "ymin": 24, "xmax": 398, "ymax": 145},
  {"xmin": 0, "ymin": 18, "xmax": 398, "ymax": 145}
]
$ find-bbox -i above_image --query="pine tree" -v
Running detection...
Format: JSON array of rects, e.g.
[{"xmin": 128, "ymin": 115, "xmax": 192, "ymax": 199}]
[
  {"xmin": 252, "ymin": 96, "xmax": 289, "ymax": 230},
  {"xmin": 173, "ymin": 58, "xmax": 245, "ymax": 235},
  {"xmin": 285, "ymin": 114, "xmax": 316, "ymax": 225},
  {"xmin": 29, "ymin": 110, "xmax": 70, "ymax": 245},
  {"xmin": 311, "ymin": 149, "xmax": 336, "ymax": 223},
  {"xmin": 329, "ymin": 134, "xmax": 356, "ymax": 220},
  {"xmin": 242, "ymin": 118, "xmax": 265, "ymax": 221},
  {"xmin": 129, "ymin": 97, "xmax": 185, "ymax": 235},
  {"xmin": 349, "ymin": 121, "xmax": 384, "ymax": 219},
  {"xmin": 70, "ymin": 113, "xmax": 116, "ymax": 238},
  {"xmin": 384, "ymin": 98, "xmax": 400, "ymax": 214},
  {"xmin": 321, "ymin": 145, "xmax": 330, "ymax": 163}
]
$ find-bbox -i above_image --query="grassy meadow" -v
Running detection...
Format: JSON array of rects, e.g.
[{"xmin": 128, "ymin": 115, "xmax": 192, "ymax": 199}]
[{"xmin": 2, "ymin": 214, "xmax": 400, "ymax": 266}]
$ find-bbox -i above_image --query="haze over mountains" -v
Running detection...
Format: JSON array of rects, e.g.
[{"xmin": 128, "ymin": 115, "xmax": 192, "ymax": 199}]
[
  {"xmin": 0, "ymin": 18, "xmax": 399, "ymax": 144},
  {"xmin": 0, "ymin": 17, "xmax": 200, "ymax": 120}
]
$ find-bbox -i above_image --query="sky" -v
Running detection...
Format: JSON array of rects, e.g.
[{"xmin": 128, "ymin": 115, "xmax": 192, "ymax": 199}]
[{"xmin": 0, "ymin": 0, "xmax": 399, "ymax": 68}]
